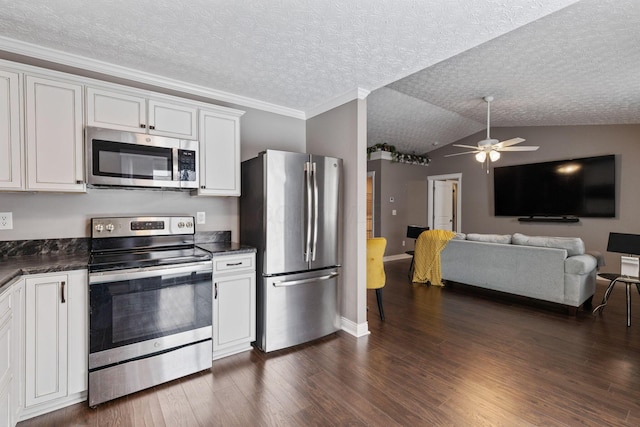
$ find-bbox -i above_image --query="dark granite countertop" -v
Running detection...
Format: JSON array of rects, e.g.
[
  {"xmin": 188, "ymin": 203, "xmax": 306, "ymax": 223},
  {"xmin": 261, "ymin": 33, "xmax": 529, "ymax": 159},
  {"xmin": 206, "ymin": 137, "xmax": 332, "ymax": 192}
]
[
  {"xmin": 197, "ymin": 242, "xmax": 257, "ymax": 255},
  {"xmin": 0, "ymin": 252, "xmax": 90, "ymax": 293},
  {"xmin": 0, "ymin": 240, "xmax": 255, "ymax": 294}
]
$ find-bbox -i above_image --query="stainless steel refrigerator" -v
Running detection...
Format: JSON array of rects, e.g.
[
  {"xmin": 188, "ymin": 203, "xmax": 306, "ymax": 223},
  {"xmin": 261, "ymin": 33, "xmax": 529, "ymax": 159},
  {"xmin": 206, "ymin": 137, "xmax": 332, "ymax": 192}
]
[{"xmin": 240, "ymin": 149, "xmax": 342, "ymax": 352}]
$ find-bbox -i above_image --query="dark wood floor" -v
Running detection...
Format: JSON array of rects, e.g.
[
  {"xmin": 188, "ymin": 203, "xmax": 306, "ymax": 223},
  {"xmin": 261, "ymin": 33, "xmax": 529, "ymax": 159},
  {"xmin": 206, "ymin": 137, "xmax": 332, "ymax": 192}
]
[{"xmin": 19, "ymin": 259, "xmax": 640, "ymax": 426}]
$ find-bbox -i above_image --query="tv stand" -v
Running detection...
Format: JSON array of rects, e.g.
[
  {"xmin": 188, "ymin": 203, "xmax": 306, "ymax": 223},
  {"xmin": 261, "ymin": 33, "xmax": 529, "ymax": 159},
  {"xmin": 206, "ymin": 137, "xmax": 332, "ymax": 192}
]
[{"xmin": 518, "ymin": 216, "xmax": 580, "ymax": 223}]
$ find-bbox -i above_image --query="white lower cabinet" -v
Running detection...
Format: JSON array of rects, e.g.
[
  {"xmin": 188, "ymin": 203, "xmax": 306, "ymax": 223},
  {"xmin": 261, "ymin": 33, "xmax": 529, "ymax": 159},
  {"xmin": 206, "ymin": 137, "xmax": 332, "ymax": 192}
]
[
  {"xmin": 0, "ymin": 278, "xmax": 23, "ymax": 427},
  {"xmin": 0, "ymin": 285, "xmax": 15, "ymax": 427},
  {"xmin": 212, "ymin": 253, "xmax": 256, "ymax": 360},
  {"xmin": 21, "ymin": 270, "xmax": 87, "ymax": 420}
]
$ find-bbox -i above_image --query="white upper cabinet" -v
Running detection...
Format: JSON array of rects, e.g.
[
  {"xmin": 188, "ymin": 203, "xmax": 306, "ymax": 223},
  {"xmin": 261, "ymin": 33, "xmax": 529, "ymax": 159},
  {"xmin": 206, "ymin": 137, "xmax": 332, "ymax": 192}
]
[
  {"xmin": 87, "ymin": 86, "xmax": 198, "ymax": 140},
  {"xmin": 24, "ymin": 75, "xmax": 85, "ymax": 192},
  {"xmin": 147, "ymin": 99, "xmax": 197, "ymax": 139},
  {"xmin": 86, "ymin": 87, "xmax": 145, "ymax": 132},
  {"xmin": 196, "ymin": 107, "xmax": 244, "ymax": 196},
  {"xmin": 0, "ymin": 69, "xmax": 22, "ymax": 190}
]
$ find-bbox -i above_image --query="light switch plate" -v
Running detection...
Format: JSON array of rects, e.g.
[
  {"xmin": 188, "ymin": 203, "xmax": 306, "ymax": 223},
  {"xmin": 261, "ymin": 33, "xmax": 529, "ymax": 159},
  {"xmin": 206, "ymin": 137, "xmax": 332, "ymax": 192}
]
[{"xmin": 0, "ymin": 212, "xmax": 13, "ymax": 230}]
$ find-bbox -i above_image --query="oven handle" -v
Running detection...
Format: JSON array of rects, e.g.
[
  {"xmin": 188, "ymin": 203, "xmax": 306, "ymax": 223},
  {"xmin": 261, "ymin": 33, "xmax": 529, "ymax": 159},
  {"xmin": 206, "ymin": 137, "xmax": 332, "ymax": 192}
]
[{"xmin": 89, "ymin": 261, "xmax": 212, "ymax": 284}]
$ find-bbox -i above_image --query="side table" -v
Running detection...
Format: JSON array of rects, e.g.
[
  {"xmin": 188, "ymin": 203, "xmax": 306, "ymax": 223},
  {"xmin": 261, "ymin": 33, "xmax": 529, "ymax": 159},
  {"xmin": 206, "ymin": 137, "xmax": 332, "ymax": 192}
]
[{"xmin": 593, "ymin": 272, "xmax": 640, "ymax": 327}]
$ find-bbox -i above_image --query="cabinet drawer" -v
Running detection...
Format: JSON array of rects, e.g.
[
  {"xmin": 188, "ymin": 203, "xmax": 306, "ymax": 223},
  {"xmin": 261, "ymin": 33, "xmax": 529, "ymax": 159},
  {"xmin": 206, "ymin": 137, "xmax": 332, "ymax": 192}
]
[{"xmin": 213, "ymin": 254, "xmax": 255, "ymax": 274}]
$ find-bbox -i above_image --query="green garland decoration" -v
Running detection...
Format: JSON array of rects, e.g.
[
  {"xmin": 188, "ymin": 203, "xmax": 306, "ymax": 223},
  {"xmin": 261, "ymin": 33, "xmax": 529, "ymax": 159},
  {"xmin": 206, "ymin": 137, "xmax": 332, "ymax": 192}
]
[{"xmin": 367, "ymin": 143, "xmax": 430, "ymax": 166}]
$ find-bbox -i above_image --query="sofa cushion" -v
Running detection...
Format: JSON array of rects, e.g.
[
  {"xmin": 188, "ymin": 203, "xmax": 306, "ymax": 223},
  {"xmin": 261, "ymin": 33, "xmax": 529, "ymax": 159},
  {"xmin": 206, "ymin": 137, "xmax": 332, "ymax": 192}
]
[
  {"xmin": 565, "ymin": 254, "xmax": 598, "ymax": 275},
  {"xmin": 512, "ymin": 233, "xmax": 585, "ymax": 256},
  {"xmin": 466, "ymin": 233, "xmax": 512, "ymax": 244}
]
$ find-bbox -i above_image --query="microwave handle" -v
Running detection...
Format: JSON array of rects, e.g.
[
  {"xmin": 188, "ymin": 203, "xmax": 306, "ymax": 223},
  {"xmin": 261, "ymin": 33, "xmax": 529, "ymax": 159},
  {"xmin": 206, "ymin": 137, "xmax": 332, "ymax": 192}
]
[{"xmin": 172, "ymin": 148, "xmax": 179, "ymax": 181}]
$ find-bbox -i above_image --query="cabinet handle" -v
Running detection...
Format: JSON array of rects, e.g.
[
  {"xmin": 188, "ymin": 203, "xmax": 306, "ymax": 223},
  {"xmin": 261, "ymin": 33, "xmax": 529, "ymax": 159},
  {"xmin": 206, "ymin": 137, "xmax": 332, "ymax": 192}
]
[
  {"xmin": 76, "ymin": 180, "xmax": 84, "ymax": 184},
  {"xmin": 149, "ymin": 125, "xmax": 155, "ymax": 130},
  {"xmin": 140, "ymin": 124, "xmax": 146, "ymax": 128},
  {"xmin": 200, "ymin": 185, "xmax": 206, "ymax": 189},
  {"xmin": 61, "ymin": 281, "xmax": 66, "ymax": 304},
  {"xmin": 214, "ymin": 283, "xmax": 218, "ymax": 299},
  {"xmin": 226, "ymin": 262, "xmax": 243, "ymax": 267}
]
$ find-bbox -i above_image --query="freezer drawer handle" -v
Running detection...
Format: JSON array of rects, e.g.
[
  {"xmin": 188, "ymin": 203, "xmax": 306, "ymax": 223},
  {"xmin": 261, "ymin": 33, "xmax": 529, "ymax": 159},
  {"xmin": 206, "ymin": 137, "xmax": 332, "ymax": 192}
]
[{"xmin": 272, "ymin": 272, "xmax": 339, "ymax": 287}]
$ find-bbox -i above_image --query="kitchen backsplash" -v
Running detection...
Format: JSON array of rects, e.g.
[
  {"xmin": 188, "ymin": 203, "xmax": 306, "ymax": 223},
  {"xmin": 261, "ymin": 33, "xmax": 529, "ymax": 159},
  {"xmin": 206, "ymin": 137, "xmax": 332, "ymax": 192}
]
[
  {"xmin": 0, "ymin": 238, "xmax": 90, "ymax": 257},
  {"xmin": 196, "ymin": 231, "xmax": 231, "ymax": 244}
]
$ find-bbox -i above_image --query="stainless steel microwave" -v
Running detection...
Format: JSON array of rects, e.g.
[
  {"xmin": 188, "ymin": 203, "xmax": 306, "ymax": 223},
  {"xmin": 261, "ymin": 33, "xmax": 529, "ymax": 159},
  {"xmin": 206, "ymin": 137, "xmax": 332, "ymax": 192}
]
[{"xmin": 86, "ymin": 127, "xmax": 199, "ymax": 189}]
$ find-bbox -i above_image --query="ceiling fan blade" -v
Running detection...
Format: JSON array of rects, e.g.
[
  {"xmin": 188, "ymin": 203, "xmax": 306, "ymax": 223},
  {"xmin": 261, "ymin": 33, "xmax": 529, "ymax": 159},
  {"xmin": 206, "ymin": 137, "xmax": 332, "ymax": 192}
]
[
  {"xmin": 499, "ymin": 146, "xmax": 540, "ymax": 151},
  {"xmin": 496, "ymin": 137, "xmax": 526, "ymax": 148},
  {"xmin": 445, "ymin": 150, "xmax": 479, "ymax": 157},
  {"xmin": 452, "ymin": 144, "xmax": 481, "ymax": 150}
]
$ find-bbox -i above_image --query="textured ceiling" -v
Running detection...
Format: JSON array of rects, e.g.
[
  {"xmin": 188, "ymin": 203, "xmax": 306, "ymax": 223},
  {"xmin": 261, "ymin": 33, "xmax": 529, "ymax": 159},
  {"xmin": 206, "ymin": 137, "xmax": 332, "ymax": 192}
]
[
  {"xmin": 0, "ymin": 0, "xmax": 577, "ymax": 114},
  {"xmin": 371, "ymin": 0, "xmax": 640, "ymax": 154},
  {"xmin": 0, "ymin": 0, "xmax": 635, "ymax": 156}
]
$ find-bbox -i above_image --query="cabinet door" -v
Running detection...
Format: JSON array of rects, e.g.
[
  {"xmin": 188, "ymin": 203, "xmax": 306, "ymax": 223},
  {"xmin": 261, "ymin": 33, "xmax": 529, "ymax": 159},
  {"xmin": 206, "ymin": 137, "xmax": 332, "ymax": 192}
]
[
  {"xmin": 0, "ymin": 289, "xmax": 12, "ymax": 427},
  {"xmin": 148, "ymin": 99, "xmax": 197, "ymax": 139},
  {"xmin": 0, "ymin": 69, "xmax": 22, "ymax": 190},
  {"xmin": 25, "ymin": 274, "xmax": 68, "ymax": 407},
  {"xmin": 213, "ymin": 271, "xmax": 256, "ymax": 356},
  {"xmin": 66, "ymin": 270, "xmax": 88, "ymax": 395},
  {"xmin": 25, "ymin": 76, "xmax": 85, "ymax": 192},
  {"xmin": 86, "ymin": 86, "xmax": 146, "ymax": 132},
  {"xmin": 197, "ymin": 109, "xmax": 241, "ymax": 196}
]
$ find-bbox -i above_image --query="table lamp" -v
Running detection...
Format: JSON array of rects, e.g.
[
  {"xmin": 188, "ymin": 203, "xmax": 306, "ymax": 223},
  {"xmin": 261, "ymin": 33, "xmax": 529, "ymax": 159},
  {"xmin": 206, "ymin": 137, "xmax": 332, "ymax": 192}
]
[{"xmin": 607, "ymin": 232, "xmax": 640, "ymax": 278}]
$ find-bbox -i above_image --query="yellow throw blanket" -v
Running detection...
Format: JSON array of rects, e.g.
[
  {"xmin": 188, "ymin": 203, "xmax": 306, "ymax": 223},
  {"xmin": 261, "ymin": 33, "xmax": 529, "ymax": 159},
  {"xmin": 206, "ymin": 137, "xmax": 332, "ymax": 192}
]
[{"xmin": 412, "ymin": 229, "xmax": 456, "ymax": 286}]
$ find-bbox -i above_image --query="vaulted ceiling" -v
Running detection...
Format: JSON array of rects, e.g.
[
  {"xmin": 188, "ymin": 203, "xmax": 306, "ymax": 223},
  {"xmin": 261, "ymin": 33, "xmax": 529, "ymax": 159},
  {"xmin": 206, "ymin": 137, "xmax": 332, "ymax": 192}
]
[{"xmin": 1, "ymin": 0, "xmax": 637, "ymax": 154}]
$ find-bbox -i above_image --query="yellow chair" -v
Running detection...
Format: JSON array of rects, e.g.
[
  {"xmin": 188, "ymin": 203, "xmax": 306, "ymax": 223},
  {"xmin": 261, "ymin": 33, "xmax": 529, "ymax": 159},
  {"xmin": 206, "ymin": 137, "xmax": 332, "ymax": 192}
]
[{"xmin": 367, "ymin": 237, "xmax": 387, "ymax": 321}]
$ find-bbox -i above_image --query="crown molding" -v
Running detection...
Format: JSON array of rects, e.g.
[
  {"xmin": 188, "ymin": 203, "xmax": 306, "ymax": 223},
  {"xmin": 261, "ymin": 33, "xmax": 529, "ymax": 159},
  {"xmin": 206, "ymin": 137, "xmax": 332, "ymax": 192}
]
[
  {"xmin": 0, "ymin": 36, "xmax": 306, "ymax": 120},
  {"xmin": 306, "ymin": 87, "xmax": 371, "ymax": 119}
]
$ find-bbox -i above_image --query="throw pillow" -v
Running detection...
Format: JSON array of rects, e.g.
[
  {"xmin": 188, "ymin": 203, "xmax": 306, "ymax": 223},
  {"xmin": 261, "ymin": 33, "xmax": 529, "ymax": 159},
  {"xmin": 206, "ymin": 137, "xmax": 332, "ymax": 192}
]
[
  {"xmin": 512, "ymin": 233, "xmax": 585, "ymax": 256},
  {"xmin": 466, "ymin": 233, "xmax": 512, "ymax": 244}
]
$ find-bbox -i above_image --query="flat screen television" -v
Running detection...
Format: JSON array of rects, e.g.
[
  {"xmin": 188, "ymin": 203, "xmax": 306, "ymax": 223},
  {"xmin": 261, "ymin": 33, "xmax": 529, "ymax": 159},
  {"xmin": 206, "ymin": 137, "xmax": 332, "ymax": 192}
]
[{"xmin": 494, "ymin": 155, "xmax": 616, "ymax": 218}]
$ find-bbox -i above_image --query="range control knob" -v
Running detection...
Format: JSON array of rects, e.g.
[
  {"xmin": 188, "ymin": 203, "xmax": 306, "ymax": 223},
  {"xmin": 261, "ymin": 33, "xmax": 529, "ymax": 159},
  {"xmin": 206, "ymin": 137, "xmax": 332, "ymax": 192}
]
[
  {"xmin": 105, "ymin": 223, "xmax": 115, "ymax": 232},
  {"xmin": 178, "ymin": 222, "xmax": 185, "ymax": 228},
  {"xmin": 186, "ymin": 221, "xmax": 193, "ymax": 228},
  {"xmin": 94, "ymin": 224, "xmax": 104, "ymax": 233}
]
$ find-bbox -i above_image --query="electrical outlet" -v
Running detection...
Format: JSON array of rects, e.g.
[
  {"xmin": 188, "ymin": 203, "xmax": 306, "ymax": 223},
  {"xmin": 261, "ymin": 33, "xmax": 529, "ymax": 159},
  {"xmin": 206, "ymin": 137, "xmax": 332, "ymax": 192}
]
[
  {"xmin": 402, "ymin": 240, "xmax": 405, "ymax": 246},
  {"xmin": 196, "ymin": 211, "xmax": 206, "ymax": 224},
  {"xmin": 0, "ymin": 212, "xmax": 13, "ymax": 230}
]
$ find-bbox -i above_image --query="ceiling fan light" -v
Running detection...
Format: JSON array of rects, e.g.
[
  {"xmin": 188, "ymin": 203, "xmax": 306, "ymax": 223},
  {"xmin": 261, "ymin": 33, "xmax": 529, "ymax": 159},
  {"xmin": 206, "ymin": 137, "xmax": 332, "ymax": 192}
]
[
  {"xmin": 489, "ymin": 150, "xmax": 501, "ymax": 162},
  {"xmin": 475, "ymin": 151, "xmax": 487, "ymax": 163}
]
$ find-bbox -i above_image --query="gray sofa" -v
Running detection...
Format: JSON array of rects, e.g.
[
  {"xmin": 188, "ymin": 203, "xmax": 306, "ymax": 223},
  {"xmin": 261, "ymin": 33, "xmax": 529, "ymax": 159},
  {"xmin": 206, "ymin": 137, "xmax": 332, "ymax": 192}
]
[{"xmin": 440, "ymin": 233, "xmax": 598, "ymax": 313}]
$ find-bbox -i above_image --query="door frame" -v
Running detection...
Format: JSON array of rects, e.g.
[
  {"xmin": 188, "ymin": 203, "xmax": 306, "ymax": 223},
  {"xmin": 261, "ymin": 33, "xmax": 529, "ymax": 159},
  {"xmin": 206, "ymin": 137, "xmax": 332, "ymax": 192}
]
[
  {"xmin": 366, "ymin": 171, "xmax": 375, "ymax": 238},
  {"xmin": 427, "ymin": 173, "xmax": 462, "ymax": 232}
]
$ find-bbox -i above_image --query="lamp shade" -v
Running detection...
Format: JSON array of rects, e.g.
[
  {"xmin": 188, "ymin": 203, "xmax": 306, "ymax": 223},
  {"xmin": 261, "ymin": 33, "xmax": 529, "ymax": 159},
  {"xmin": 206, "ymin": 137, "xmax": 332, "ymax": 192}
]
[
  {"xmin": 489, "ymin": 150, "xmax": 500, "ymax": 162},
  {"xmin": 607, "ymin": 232, "xmax": 640, "ymax": 255},
  {"xmin": 475, "ymin": 151, "xmax": 487, "ymax": 162}
]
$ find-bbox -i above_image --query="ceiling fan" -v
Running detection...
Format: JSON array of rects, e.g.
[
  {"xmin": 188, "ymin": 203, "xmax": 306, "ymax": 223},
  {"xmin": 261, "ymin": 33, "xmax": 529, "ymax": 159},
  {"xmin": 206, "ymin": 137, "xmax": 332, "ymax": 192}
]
[{"xmin": 445, "ymin": 96, "xmax": 539, "ymax": 169}]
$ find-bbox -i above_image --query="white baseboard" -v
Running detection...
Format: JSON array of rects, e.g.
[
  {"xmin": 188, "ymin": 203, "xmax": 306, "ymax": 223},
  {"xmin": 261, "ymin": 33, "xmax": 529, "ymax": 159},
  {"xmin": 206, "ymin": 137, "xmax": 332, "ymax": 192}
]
[{"xmin": 340, "ymin": 316, "xmax": 370, "ymax": 337}]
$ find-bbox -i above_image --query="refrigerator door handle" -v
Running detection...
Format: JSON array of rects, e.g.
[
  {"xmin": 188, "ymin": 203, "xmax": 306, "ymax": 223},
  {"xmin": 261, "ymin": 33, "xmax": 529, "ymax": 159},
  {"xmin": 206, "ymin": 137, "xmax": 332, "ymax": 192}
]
[
  {"xmin": 311, "ymin": 161, "xmax": 319, "ymax": 261},
  {"xmin": 304, "ymin": 162, "xmax": 313, "ymax": 262},
  {"xmin": 272, "ymin": 272, "xmax": 339, "ymax": 287}
]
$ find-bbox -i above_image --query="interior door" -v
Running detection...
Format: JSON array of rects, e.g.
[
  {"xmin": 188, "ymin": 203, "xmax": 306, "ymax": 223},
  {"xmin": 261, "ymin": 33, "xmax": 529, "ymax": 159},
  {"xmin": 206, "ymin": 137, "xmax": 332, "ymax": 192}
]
[{"xmin": 433, "ymin": 180, "xmax": 454, "ymax": 231}]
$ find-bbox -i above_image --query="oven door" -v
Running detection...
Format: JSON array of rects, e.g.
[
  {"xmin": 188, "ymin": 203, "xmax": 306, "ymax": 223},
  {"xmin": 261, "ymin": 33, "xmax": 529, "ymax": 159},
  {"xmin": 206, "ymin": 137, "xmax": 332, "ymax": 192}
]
[{"xmin": 88, "ymin": 262, "xmax": 212, "ymax": 370}]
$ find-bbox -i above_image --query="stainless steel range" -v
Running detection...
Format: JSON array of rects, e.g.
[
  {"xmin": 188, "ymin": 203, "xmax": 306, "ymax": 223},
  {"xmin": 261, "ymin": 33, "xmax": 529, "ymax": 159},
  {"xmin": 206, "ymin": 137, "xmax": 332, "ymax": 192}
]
[{"xmin": 87, "ymin": 216, "xmax": 213, "ymax": 407}]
